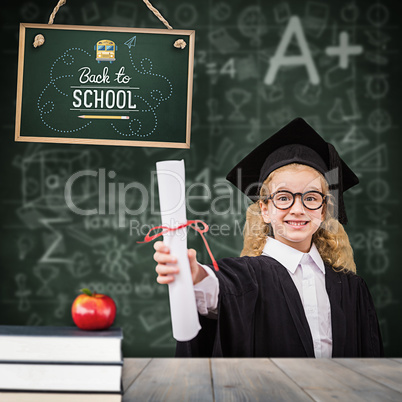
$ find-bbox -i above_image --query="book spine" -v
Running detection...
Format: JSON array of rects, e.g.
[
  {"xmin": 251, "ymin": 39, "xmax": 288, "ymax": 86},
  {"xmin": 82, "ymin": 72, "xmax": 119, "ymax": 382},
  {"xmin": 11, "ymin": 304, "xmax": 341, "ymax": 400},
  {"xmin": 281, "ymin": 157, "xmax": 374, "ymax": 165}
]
[{"xmin": 0, "ymin": 361, "xmax": 124, "ymax": 366}]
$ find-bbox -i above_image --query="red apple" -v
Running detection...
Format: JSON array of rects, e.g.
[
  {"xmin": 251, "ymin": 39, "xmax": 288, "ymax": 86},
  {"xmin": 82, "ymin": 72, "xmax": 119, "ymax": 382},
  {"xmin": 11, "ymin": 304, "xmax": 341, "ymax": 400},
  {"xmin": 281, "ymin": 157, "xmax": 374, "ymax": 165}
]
[{"xmin": 71, "ymin": 288, "xmax": 116, "ymax": 330}]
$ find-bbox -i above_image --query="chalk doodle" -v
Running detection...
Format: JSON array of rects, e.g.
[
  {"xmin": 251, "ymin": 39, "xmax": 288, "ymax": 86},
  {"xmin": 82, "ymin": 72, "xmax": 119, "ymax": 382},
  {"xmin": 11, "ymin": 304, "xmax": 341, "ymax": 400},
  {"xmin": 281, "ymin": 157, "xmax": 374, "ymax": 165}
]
[{"xmin": 37, "ymin": 48, "xmax": 93, "ymax": 134}]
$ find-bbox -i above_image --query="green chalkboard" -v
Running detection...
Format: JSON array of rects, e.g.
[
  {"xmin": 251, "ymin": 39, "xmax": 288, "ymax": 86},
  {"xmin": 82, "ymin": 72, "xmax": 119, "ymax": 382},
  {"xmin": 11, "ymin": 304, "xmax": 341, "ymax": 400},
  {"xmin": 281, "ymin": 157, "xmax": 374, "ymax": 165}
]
[{"xmin": 16, "ymin": 23, "xmax": 194, "ymax": 148}]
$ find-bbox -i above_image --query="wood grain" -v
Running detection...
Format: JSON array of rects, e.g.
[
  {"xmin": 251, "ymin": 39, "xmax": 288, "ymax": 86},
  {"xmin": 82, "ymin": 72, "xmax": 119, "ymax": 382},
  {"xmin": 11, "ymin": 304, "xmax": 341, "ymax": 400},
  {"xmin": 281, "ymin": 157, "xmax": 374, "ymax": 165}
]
[
  {"xmin": 334, "ymin": 358, "xmax": 402, "ymax": 393},
  {"xmin": 211, "ymin": 358, "xmax": 312, "ymax": 402},
  {"xmin": 122, "ymin": 358, "xmax": 151, "ymax": 392},
  {"xmin": 272, "ymin": 358, "xmax": 402, "ymax": 401},
  {"xmin": 123, "ymin": 358, "xmax": 213, "ymax": 402},
  {"xmin": 121, "ymin": 359, "xmax": 402, "ymax": 401},
  {"xmin": 20, "ymin": 23, "xmax": 195, "ymax": 36},
  {"xmin": 14, "ymin": 136, "xmax": 191, "ymax": 148}
]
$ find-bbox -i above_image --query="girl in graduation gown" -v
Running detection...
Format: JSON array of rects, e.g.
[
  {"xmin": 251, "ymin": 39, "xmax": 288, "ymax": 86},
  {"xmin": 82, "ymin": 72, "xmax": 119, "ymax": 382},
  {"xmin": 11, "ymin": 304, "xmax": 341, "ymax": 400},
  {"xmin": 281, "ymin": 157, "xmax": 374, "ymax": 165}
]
[{"xmin": 154, "ymin": 118, "xmax": 384, "ymax": 358}]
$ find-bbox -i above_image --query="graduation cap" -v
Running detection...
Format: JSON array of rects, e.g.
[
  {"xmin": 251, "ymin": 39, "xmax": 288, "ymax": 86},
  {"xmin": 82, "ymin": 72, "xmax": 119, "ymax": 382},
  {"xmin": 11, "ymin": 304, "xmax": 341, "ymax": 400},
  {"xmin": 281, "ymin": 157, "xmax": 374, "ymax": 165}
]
[{"xmin": 226, "ymin": 117, "xmax": 359, "ymax": 224}]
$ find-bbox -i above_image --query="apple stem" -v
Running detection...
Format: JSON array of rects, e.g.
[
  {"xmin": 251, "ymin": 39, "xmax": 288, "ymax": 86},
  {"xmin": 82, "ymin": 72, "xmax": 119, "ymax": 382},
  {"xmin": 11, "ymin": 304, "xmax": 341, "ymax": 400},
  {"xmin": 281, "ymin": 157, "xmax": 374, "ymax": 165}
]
[{"xmin": 81, "ymin": 288, "xmax": 93, "ymax": 297}]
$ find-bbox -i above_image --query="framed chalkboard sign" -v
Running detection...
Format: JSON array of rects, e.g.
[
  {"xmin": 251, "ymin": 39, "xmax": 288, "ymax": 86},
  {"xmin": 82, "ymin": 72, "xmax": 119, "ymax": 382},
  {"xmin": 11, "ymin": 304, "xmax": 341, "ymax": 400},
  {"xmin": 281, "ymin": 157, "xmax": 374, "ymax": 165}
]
[{"xmin": 15, "ymin": 23, "xmax": 195, "ymax": 148}]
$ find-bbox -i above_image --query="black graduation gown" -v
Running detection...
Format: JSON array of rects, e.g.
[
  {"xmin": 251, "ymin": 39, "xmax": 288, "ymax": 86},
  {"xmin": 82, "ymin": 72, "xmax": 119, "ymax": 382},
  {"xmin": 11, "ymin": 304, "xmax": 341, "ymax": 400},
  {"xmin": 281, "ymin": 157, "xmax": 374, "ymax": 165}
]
[{"xmin": 176, "ymin": 255, "xmax": 384, "ymax": 358}]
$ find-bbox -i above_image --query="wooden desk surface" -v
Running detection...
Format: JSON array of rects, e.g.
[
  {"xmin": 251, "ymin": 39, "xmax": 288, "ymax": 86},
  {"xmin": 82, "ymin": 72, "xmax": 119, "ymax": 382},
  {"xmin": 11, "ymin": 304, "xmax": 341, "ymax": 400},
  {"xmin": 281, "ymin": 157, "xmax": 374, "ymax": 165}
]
[{"xmin": 122, "ymin": 358, "xmax": 402, "ymax": 401}]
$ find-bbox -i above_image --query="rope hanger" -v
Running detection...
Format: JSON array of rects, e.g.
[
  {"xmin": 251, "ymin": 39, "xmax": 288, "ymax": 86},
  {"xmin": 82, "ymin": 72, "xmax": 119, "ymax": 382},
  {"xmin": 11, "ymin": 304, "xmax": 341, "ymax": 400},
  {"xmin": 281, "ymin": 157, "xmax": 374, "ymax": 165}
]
[{"xmin": 33, "ymin": 0, "xmax": 186, "ymax": 49}]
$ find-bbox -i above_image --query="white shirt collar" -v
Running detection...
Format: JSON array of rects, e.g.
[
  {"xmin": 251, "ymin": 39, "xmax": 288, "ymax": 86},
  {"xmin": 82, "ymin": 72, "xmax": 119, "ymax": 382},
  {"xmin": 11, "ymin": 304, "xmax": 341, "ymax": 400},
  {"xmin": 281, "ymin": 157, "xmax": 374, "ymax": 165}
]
[{"xmin": 261, "ymin": 237, "xmax": 325, "ymax": 274}]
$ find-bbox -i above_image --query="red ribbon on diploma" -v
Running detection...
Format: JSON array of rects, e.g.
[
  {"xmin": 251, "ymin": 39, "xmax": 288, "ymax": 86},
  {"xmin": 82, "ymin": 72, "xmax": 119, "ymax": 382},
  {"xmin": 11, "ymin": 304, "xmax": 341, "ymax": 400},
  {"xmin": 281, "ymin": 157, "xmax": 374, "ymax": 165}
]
[{"xmin": 138, "ymin": 220, "xmax": 219, "ymax": 271}]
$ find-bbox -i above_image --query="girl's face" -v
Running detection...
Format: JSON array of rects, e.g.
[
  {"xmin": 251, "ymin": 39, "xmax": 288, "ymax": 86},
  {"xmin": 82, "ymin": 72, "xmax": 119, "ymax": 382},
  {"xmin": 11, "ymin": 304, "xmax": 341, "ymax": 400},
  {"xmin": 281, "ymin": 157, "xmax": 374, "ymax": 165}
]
[{"xmin": 260, "ymin": 167, "xmax": 325, "ymax": 253}]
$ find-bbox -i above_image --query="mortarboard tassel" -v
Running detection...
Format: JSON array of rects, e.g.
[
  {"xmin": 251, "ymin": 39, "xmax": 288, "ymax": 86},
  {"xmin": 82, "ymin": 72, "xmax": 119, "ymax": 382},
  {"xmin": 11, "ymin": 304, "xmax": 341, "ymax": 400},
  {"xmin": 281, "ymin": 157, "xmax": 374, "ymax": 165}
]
[{"xmin": 327, "ymin": 143, "xmax": 348, "ymax": 225}]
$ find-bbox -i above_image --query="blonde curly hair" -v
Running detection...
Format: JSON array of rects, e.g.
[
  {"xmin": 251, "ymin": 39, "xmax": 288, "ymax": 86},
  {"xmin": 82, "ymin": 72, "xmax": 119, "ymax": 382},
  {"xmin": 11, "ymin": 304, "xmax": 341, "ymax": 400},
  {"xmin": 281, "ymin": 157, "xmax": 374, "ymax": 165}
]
[{"xmin": 240, "ymin": 163, "xmax": 356, "ymax": 273}]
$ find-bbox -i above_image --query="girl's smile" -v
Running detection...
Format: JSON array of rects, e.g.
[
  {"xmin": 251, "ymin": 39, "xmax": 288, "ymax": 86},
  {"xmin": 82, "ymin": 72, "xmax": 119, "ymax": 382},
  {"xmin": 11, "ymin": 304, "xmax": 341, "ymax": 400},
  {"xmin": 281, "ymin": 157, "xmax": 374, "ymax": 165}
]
[{"xmin": 285, "ymin": 220, "xmax": 310, "ymax": 228}]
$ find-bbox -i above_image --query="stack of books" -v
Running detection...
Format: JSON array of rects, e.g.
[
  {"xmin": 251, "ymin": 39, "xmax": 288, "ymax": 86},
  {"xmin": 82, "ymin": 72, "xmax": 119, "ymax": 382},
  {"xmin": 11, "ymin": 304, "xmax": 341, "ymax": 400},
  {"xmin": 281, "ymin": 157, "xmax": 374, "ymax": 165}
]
[{"xmin": 0, "ymin": 325, "xmax": 123, "ymax": 402}]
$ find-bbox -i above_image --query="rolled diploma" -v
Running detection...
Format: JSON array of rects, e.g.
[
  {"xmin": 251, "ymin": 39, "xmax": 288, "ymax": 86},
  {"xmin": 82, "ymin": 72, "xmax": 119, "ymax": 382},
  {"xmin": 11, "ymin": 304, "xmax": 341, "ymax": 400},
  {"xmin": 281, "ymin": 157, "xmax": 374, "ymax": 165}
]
[{"xmin": 156, "ymin": 160, "xmax": 201, "ymax": 342}]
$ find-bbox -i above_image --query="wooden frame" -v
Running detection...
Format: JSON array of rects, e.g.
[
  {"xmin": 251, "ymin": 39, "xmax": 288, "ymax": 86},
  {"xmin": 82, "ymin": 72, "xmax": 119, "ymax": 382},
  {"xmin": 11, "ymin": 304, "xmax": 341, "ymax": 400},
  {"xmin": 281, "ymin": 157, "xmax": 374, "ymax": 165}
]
[{"xmin": 15, "ymin": 23, "xmax": 195, "ymax": 148}]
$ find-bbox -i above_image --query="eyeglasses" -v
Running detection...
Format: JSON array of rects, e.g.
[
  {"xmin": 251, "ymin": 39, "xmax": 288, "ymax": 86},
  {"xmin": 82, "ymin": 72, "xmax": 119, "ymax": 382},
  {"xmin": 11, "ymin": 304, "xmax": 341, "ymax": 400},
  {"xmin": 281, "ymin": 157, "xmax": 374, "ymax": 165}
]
[{"xmin": 267, "ymin": 190, "xmax": 326, "ymax": 210}]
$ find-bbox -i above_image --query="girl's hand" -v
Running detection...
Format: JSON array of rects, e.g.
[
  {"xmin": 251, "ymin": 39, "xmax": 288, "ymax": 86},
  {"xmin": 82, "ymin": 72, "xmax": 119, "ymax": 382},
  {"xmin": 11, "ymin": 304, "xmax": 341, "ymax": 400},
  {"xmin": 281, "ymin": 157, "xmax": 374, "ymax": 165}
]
[{"xmin": 153, "ymin": 241, "xmax": 208, "ymax": 285}]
